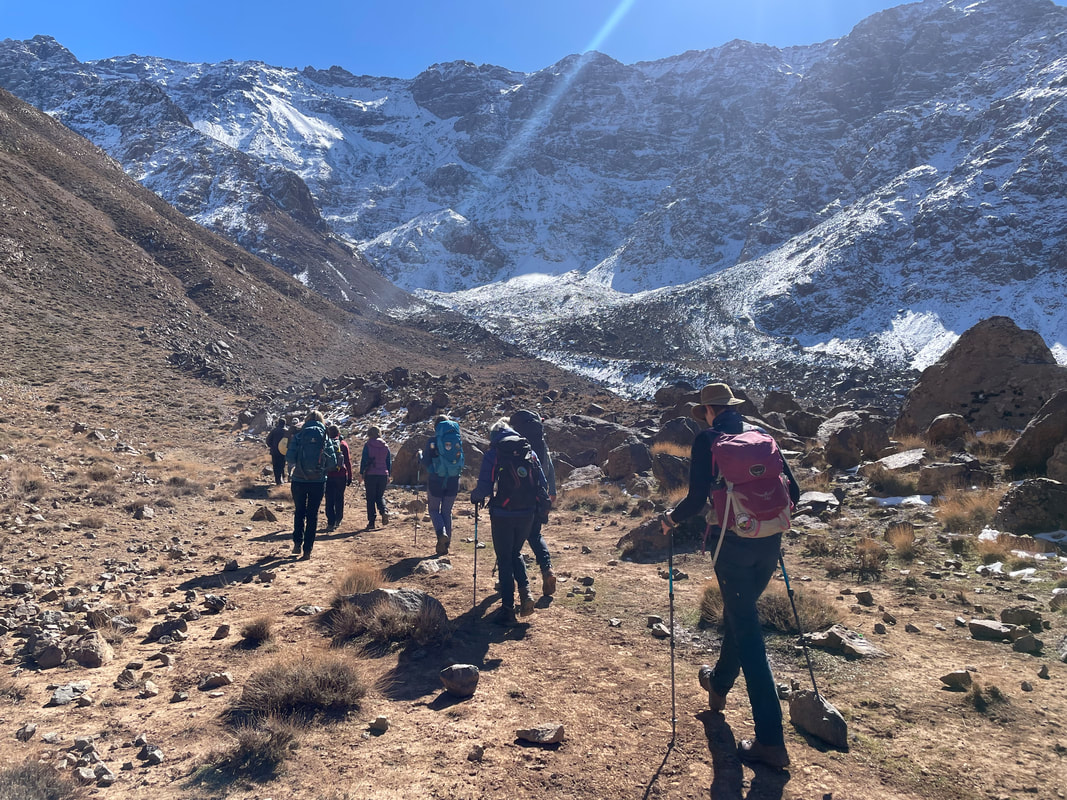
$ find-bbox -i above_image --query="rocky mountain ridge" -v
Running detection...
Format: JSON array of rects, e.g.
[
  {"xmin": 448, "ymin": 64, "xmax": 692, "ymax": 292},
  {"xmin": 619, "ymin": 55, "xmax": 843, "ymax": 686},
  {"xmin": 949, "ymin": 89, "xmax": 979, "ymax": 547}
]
[{"xmin": 1, "ymin": 0, "xmax": 1065, "ymax": 400}]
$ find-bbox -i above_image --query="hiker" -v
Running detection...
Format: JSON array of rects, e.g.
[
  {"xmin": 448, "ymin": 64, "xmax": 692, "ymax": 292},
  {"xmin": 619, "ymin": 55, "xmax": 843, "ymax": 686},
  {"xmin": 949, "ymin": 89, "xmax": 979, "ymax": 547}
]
[
  {"xmin": 421, "ymin": 415, "xmax": 464, "ymax": 556},
  {"xmin": 285, "ymin": 410, "xmax": 340, "ymax": 560},
  {"xmin": 470, "ymin": 418, "xmax": 550, "ymax": 625},
  {"xmin": 359, "ymin": 426, "xmax": 392, "ymax": 530},
  {"xmin": 660, "ymin": 383, "xmax": 800, "ymax": 770},
  {"xmin": 509, "ymin": 409, "xmax": 557, "ymax": 595},
  {"xmin": 324, "ymin": 424, "xmax": 353, "ymax": 531},
  {"xmin": 265, "ymin": 417, "xmax": 288, "ymax": 485}
]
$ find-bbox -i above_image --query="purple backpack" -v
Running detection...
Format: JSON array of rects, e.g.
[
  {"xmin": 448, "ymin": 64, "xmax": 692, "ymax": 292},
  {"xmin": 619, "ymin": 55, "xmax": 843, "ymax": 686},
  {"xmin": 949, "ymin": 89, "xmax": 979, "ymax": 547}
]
[{"xmin": 707, "ymin": 430, "xmax": 792, "ymax": 544}]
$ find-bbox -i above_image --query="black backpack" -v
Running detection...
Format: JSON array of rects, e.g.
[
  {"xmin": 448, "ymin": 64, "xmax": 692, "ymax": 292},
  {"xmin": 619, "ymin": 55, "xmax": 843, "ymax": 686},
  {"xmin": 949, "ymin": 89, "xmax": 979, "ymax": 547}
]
[
  {"xmin": 509, "ymin": 410, "xmax": 549, "ymax": 466},
  {"xmin": 491, "ymin": 435, "xmax": 546, "ymax": 512}
]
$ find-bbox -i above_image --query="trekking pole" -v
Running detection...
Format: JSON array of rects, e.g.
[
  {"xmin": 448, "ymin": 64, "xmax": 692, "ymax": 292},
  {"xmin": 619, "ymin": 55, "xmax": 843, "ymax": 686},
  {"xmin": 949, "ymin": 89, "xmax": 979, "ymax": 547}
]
[
  {"xmin": 414, "ymin": 453, "xmax": 421, "ymax": 547},
  {"xmin": 472, "ymin": 503, "xmax": 480, "ymax": 609},
  {"xmin": 668, "ymin": 528, "xmax": 677, "ymax": 743},
  {"xmin": 779, "ymin": 550, "xmax": 821, "ymax": 698}
]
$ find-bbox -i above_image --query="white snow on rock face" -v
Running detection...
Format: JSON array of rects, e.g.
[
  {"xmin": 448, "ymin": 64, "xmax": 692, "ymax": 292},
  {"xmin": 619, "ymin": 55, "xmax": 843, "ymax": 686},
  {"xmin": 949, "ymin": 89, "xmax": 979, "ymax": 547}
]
[{"xmin": 1, "ymin": 0, "xmax": 1065, "ymax": 396}]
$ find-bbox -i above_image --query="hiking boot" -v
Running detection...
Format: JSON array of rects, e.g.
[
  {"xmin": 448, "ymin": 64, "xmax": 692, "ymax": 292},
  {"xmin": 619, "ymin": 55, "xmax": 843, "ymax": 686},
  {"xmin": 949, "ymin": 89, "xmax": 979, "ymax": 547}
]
[
  {"xmin": 697, "ymin": 665, "xmax": 726, "ymax": 711},
  {"xmin": 737, "ymin": 739, "xmax": 790, "ymax": 770},
  {"xmin": 366, "ymin": 521, "xmax": 376, "ymax": 531},
  {"xmin": 299, "ymin": 551, "xmax": 311, "ymax": 561},
  {"xmin": 494, "ymin": 607, "xmax": 519, "ymax": 626},
  {"xmin": 435, "ymin": 533, "xmax": 450, "ymax": 556},
  {"xmin": 381, "ymin": 512, "xmax": 390, "ymax": 525},
  {"xmin": 540, "ymin": 567, "xmax": 557, "ymax": 596},
  {"xmin": 518, "ymin": 590, "xmax": 535, "ymax": 617},
  {"xmin": 291, "ymin": 543, "xmax": 302, "ymax": 556}
]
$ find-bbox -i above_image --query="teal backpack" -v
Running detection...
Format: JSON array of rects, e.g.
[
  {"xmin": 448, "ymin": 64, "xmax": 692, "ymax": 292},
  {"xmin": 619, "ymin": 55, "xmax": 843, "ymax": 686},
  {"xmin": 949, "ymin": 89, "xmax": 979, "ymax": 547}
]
[{"xmin": 433, "ymin": 420, "xmax": 464, "ymax": 478}]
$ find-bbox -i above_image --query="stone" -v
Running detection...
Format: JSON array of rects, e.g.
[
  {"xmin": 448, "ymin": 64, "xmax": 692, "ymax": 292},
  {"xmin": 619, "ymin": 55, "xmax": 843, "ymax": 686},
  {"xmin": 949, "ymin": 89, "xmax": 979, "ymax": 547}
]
[
  {"xmin": 212, "ymin": 624, "xmax": 230, "ymax": 640},
  {"xmin": 1003, "ymin": 390, "xmax": 1067, "ymax": 475},
  {"xmin": 439, "ymin": 664, "xmax": 479, "ymax": 697},
  {"xmin": 941, "ymin": 670, "xmax": 973, "ymax": 690},
  {"xmin": 369, "ymin": 716, "xmax": 390, "ymax": 733},
  {"xmin": 15, "ymin": 722, "xmax": 37, "ymax": 741},
  {"xmin": 993, "ymin": 479, "xmax": 1067, "ymax": 535},
  {"xmin": 788, "ymin": 691, "xmax": 848, "ymax": 748},
  {"xmin": 47, "ymin": 681, "xmax": 91, "ymax": 707},
  {"xmin": 1012, "ymin": 634, "xmax": 1042, "ymax": 654},
  {"xmin": 968, "ymin": 619, "xmax": 1013, "ymax": 641},
  {"xmin": 650, "ymin": 623, "xmax": 671, "ymax": 639},
  {"xmin": 251, "ymin": 505, "xmax": 278, "ymax": 522},
  {"xmin": 807, "ymin": 625, "xmax": 889, "ymax": 658},
  {"xmin": 817, "ymin": 411, "xmax": 892, "ymax": 469},
  {"xmin": 895, "ymin": 317, "xmax": 1067, "ymax": 436},
  {"xmin": 198, "ymin": 672, "xmax": 234, "ymax": 691},
  {"xmin": 924, "ymin": 414, "xmax": 973, "ymax": 447},
  {"xmin": 516, "ymin": 724, "xmax": 565, "ymax": 745},
  {"xmin": 336, "ymin": 588, "xmax": 448, "ymax": 633}
]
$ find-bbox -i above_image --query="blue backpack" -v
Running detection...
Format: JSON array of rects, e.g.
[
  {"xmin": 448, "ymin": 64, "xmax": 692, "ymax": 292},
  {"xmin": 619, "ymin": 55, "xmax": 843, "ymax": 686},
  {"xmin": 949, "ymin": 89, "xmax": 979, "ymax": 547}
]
[{"xmin": 433, "ymin": 420, "xmax": 464, "ymax": 478}]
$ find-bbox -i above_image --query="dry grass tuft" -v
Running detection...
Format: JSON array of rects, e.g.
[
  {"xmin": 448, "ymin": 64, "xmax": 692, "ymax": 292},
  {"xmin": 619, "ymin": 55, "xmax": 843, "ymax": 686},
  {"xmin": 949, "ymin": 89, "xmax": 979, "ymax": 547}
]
[
  {"xmin": 936, "ymin": 487, "xmax": 1002, "ymax": 535},
  {"xmin": 885, "ymin": 522, "xmax": 917, "ymax": 561},
  {"xmin": 240, "ymin": 616, "xmax": 275, "ymax": 646},
  {"xmin": 229, "ymin": 653, "xmax": 367, "ymax": 724},
  {"xmin": 802, "ymin": 533, "xmax": 834, "ymax": 557},
  {"xmin": 965, "ymin": 681, "xmax": 1009, "ymax": 715},
  {"xmin": 333, "ymin": 564, "xmax": 384, "ymax": 603},
  {"xmin": 79, "ymin": 514, "xmax": 107, "ymax": 529},
  {"xmin": 560, "ymin": 483, "xmax": 630, "ymax": 513},
  {"xmin": 864, "ymin": 464, "xmax": 918, "ymax": 498},
  {"xmin": 209, "ymin": 716, "xmax": 301, "ymax": 780},
  {"xmin": 966, "ymin": 429, "xmax": 1017, "ymax": 459},
  {"xmin": 699, "ymin": 581, "xmax": 841, "ymax": 634},
  {"xmin": 650, "ymin": 441, "xmax": 690, "ymax": 458},
  {"xmin": 976, "ymin": 536, "xmax": 1010, "ymax": 565},
  {"xmin": 0, "ymin": 761, "xmax": 82, "ymax": 800},
  {"xmin": 856, "ymin": 537, "xmax": 888, "ymax": 578},
  {"xmin": 798, "ymin": 470, "xmax": 832, "ymax": 492},
  {"xmin": 0, "ymin": 676, "xmax": 26, "ymax": 703}
]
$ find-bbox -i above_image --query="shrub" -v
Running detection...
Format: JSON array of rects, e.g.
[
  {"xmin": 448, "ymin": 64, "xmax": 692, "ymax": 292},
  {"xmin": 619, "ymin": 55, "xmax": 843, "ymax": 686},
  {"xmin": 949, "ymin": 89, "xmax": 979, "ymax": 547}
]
[
  {"xmin": 936, "ymin": 487, "xmax": 1002, "ymax": 535},
  {"xmin": 0, "ymin": 676, "xmax": 26, "ymax": 703},
  {"xmin": 87, "ymin": 465, "xmax": 114, "ymax": 482},
  {"xmin": 798, "ymin": 470, "xmax": 831, "ymax": 492},
  {"xmin": 79, "ymin": 514, "xmax": 107, "ymax": 529},
  {"xmin": 240, "ymin": 617, "xmax": 275, "ymax": 646},
  {"xmin": 965, "ymin": 681, "xmax": 1007, "ymax": 714},
  {"xmin": 0, "ymin": 762, "xmax": 81, "ymax": 800},
  {"xmin": 164, "ymin": 475, "xmax": 205, "ymax": 497},
  {"xmin": 560, "ymin": 483, "xmax": 630, "ymax": 513},
  {"xmin": 209, "ymin": 717, "xmax": 300, "ymax": 780},
  {"xmin": 855, "ymin": 537, "xmax": 887, "ymax": 578},
  {"xmin": 333, "ymin": 564, "xmax": 384, "ymax": 604},
  {"xmin": 976, "ymin": 536, "xmax": 1010, "ymax": 565},
  {"xmin": 803, "ymin": 534, "xmax": 833, "ymax": 557},
  {"xmin": 698, "ymin": 581, "xmax": 840, "ymax": 634},
  {"xmin": 885, "ymin": 522, "xmax": 917, "ymax": 561},
  {"xmin": 229, "ymin": 653, "xmax": 367, "ymax": 724}
]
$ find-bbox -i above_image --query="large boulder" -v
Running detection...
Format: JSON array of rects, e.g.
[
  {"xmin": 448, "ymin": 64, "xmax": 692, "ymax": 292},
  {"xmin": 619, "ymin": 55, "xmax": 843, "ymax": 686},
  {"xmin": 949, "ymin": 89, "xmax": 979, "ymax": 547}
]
[
  {"xmin": 545, "ymin": 415, "xmax": 638, "ymax": 468},
  {"xmin": 1049, "ymin": 441, "xmax": 1067, "ymax": 483},
  {"xmin": 603, "ymin": 441, "xmax": 653, "ymax": 480},
  {"xmin": 817, "ymin": 411, "xmax": 892, "ymax": 469},
  {"xmin": 993, "ymin": 478, "xmax": 1067, "ymax": 536},
  {"xmin": 652, "ymin": 452, "xmax": 690, "ymax": 492},
  {"xmin": 1003, "ymin": 390, "xmax": 1067, "ymax": 476},
  {"xmin": 651, "ymin": 417, "xmax": 701, "ymax": 450},
  {"xmin": 895, "ymin": 317, "xmax": 1067, "ymax": 436}
]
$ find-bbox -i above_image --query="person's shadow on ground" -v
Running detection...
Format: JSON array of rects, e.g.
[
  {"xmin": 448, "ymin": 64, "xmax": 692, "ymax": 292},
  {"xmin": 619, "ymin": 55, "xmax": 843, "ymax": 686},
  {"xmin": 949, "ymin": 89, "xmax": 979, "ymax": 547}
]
[
  {"xmin": 378, "ymin": 590, "xmax": 529, "ymax": 702},
  {"xmin": 698, "ymin": 710, "xmax": 790, "ymax": 800}
]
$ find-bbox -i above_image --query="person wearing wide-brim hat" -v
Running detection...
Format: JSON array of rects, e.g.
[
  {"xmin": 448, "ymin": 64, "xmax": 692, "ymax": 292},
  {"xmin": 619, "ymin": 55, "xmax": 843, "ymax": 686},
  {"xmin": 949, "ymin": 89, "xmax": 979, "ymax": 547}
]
[{"xmin": 661, "ymin": 382, "xmax": 800, "ymax": 770}]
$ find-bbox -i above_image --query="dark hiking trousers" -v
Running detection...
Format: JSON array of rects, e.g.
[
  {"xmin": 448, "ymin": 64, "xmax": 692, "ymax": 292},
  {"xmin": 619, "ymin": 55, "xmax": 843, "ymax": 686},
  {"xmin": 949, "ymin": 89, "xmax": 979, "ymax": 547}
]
[
  {"xmin": 526, "ymin": 517, "xmax": 551, "ymax": 570},
  {"xmin": 364, "ymin": 474, "xmax": 388, "ymax": 524},
  {"xmin": 291, "ymin": 480, "xmax": 325, "ymax": 555},
  {"xmin": 271, "ymin": 451, "xmax": 287, "ymax": 484},
  {"xmin": 490, "ymin": 513, "xmax": 533, "ymax": 610},
  {"xmin": 710, "ymin": 532, "xmax": 785, "ymax": 748},
  {"xmin": 325, "ymin": 475, "xmax": 347, "ymax": 527}
]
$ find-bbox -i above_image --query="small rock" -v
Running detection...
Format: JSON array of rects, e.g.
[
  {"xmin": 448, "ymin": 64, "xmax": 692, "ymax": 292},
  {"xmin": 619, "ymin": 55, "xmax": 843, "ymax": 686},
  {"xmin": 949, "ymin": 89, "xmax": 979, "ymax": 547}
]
[
  {"xmin": 369, "ymin": 716, "xmax": 390, "ymax": 733},
  {"xmin": 516, "ymin": 724, "xmax": 564, "ymax": 745},
  {"xmin": 940, "ymin": 670, "xmax": 973, "ymax": 691},
  {"xmin": 15, "ymin": 722, "xmax": 37, "ymax": 742},
  {"xmin": 439, "ymin": 664, "xmax": 479, "ymax": 698},
  {"xmin": 1021, "ymin": 681, "xmax": 1034, "ymax": 692},
  {"xmin": 650, "ymin": 623, "xmax": 671, "ymax": 639},
  {"xmin": 467, "ymin": 744, "xmax": 485, "ymax": 762},
  {"xmin": 212, "ymin": 625, "xmax": 230, "ymax": 640}
]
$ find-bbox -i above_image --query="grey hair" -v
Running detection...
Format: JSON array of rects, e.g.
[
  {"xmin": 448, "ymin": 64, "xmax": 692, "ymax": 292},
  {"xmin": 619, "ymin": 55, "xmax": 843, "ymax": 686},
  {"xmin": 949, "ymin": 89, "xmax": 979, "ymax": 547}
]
[{"xmin": 490, "ymin": 417, "xmax": 511, "ymax": 434}]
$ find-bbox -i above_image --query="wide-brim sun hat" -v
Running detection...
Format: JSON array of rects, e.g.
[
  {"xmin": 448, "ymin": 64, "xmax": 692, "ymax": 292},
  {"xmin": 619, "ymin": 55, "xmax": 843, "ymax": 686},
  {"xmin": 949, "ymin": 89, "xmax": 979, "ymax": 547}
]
[{"xmin": 690, "ymin": 382, "xmax": 744, "ymax": 419}]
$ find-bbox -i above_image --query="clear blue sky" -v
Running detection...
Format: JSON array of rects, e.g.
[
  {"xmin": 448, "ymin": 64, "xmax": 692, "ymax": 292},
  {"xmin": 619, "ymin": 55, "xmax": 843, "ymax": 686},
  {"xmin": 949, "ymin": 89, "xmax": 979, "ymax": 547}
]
[{"xmin": 0, "ymin": 0, "xmax": 1037, "ymax": 78}]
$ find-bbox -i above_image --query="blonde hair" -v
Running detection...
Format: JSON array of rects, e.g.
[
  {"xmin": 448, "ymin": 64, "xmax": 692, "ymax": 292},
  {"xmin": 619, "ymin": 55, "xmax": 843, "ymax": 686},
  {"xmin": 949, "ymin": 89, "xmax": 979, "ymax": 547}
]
[
  {"xmin": 304, "ymin": 410, "xmax": 324, "ymax": 425},
  {"xmin": 490, "ymin": 417, "xmax": 510, "ymax": 434}
]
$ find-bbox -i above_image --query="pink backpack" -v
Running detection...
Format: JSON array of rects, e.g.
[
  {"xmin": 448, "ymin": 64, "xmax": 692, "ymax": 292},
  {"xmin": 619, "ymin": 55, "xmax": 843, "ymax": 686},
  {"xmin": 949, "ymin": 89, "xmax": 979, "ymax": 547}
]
[{"xmin": 704, "ymin": 429, "xmax": 792, "ymax": 552}]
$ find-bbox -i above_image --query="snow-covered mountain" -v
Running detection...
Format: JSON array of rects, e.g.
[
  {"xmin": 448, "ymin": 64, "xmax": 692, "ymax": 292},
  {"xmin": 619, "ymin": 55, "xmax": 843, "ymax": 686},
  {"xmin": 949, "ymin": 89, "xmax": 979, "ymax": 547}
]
[{"xmin": 1, "ymin": 0, "xmax": 1064, "ymax": 400}]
